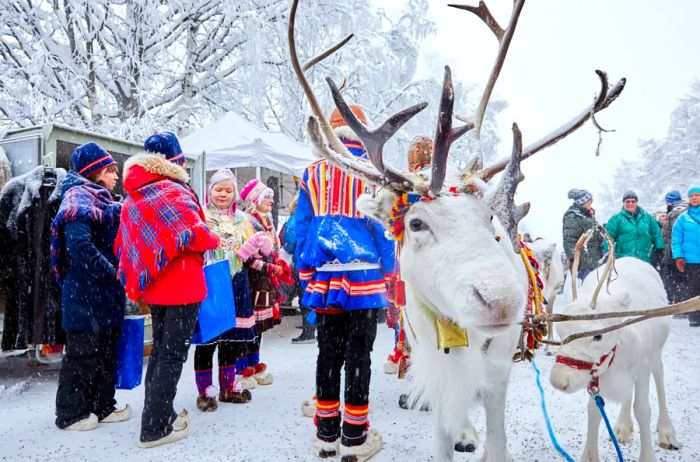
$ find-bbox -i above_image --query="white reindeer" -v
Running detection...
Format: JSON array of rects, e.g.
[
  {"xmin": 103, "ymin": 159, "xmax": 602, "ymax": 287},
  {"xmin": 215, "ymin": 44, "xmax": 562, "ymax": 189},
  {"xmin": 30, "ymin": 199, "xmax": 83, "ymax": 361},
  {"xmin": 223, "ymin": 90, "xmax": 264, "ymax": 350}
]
[
  {"xmin": 550, "ymin": 257, "xmax": 679, "ymax": 462},
  {"xmin": 288, "ymin": 1, "xmax": 625, "ymax": 460},
  {"xmin": 529, "ymin": 238, "xmax": 565, "ymax": 355}
]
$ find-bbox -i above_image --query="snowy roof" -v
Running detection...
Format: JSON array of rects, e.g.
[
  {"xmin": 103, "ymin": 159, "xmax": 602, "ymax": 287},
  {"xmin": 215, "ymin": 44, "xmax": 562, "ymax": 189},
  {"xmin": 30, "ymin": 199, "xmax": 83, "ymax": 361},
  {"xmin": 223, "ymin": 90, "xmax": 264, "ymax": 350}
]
[{"xmin": 181, "ymin": 112, "xmax": 315, "ymax": 177}]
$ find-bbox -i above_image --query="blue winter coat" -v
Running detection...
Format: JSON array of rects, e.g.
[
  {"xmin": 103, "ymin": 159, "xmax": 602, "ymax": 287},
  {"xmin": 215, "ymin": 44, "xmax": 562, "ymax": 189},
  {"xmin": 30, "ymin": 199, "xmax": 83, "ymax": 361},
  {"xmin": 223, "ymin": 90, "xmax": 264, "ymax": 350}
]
[
  {"xmin": 51, "ymin": 171, "xmax": 125, "ymax": 332},
  {"xmin": 294, "ymin": 141, "xmax": 395, "ymax": 278},
  {"xmin": 671, "ymin": 206, "xmax": 700, "ymax": 264}
]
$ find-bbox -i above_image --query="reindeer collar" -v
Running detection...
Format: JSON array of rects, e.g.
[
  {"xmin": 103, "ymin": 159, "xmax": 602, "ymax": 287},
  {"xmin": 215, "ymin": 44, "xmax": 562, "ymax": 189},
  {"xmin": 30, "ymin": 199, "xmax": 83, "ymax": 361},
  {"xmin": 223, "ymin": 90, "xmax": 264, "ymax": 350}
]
[{"xmin": 555, "ymin": 345, "xmax": 618, "ymax": 395}]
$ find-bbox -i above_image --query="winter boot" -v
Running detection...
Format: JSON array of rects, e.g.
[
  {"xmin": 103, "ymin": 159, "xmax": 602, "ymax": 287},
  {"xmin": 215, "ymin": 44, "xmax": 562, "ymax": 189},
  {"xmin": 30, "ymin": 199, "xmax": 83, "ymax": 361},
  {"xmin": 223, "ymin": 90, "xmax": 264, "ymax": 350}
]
[
  {"xmin": 196, "ymin": 386, "xmax": 219, "ymax": 412},
  {"xmin": 240, "ymin": 366, "xmax": 258, "ymax": 389},
  {"xmin": 253, "ymin": 363, "xmax": 273, "ymax": 385},
  {"xmin": 64, "ymin": 413, "xmax": 99, "ymax": 431},
  {"xmin": 101, "ymin": 404, "xmax": 132, "ymax": 423},
  {"xmin": 139, "ymin": 410, "xmax": 189, "ymax": 449},
  {"xmin": 219, "ymin": 389, "xmax": 252, "ymax": 404},
  {"xmin": 314, "ymin": 437, "xmax": 340, "ymax": 458},
  {"xmin": 339, "ymin": 429, "xmax": 383, "ymax": 462},
  {"xmin": 292, "ymin": 323, "xmax": 316, "ymax": 344},
  {"xmin": 301, "ymin": 397, "xmax": 316, "ymax": 418}
]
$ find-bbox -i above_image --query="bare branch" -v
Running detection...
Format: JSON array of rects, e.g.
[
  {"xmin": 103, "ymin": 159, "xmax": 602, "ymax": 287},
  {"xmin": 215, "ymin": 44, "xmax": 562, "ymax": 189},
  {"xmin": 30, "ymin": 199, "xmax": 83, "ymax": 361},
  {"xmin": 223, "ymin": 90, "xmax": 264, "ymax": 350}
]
[{"xmin": 303, "ymin": 34, "xmax": 353, "ymax": 71}]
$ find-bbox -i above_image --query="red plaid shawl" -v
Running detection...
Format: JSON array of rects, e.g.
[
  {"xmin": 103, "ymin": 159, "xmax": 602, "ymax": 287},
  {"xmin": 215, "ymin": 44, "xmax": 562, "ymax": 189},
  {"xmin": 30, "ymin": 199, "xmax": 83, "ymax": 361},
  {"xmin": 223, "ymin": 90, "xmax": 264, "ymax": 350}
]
[{"xmin": 116, "ymin": 177, "xmax": 208, "ymax": 301}]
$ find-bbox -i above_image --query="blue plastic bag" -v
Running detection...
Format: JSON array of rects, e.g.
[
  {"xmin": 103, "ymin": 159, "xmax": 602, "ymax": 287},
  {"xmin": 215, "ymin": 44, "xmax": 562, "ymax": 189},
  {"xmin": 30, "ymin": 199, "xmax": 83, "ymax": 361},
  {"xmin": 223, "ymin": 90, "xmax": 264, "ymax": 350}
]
[
  {"xmin": 115, "ymin": 316, "xmax": 145, "ymax": 390},
  {"xmin": 192, "ymin": 260, "xmax": 237, "ymax": 344}
]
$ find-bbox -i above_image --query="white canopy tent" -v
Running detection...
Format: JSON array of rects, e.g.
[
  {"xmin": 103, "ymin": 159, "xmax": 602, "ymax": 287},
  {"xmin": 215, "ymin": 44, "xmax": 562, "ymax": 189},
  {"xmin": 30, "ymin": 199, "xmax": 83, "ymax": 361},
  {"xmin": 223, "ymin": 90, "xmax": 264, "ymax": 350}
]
[{"xmin": 181, "ymin": 112, "xmax": 314, "ymax": 177}]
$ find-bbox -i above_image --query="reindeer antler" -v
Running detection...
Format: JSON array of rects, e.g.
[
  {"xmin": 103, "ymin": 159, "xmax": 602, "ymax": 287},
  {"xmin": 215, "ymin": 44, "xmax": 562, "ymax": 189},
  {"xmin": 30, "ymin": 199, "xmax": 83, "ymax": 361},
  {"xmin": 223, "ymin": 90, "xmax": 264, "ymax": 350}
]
[
  {"xmin": 431, "ymin": 66, "xmax": 474, "ymax": 195},
  {"xmin": 477, "ymin": 70, "xmax": 626, "ymax": 182},
  {"xmin": 325, "ymin": 77, "xmax": 429, "ymax": 192},
  {"xmin": 489, "ymin": 123, "xmax": 530, "ymax": 252},
  {"xmin": 590, "ymin": 224, "xmax": 616, "ymax": 310},
  {"xmin": 288, "ymin": 0, "xmax": 355, "ymax": 160},
  {"xmin": 449, "ymin": 0, "xmax": 526, "ymax": 147}
]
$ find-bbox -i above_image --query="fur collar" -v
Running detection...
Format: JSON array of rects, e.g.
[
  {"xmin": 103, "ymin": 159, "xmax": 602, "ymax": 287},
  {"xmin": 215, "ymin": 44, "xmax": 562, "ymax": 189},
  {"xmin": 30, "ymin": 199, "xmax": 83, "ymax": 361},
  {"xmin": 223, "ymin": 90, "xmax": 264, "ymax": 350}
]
[{"xmin": 124, "ymin": 153, "xmax": 189, "ymax": 184}]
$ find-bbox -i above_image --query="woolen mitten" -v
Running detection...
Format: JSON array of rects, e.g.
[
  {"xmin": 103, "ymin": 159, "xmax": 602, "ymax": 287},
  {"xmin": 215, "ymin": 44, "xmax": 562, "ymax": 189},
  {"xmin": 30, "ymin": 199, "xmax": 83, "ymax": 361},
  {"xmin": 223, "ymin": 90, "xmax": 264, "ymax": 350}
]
[{"xmin": 237, "ymin": 232, "xmax": 272, "ymax": 261}]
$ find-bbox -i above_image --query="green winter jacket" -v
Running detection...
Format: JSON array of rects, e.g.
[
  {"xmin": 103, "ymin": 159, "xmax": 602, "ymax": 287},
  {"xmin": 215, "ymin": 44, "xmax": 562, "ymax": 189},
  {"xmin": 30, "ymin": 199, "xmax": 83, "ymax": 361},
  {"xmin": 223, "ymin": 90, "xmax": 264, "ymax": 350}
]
[
  {"xmin": 562, "ymin": 205, "xmax": 603, "ymax": 271},
  {"xmin": 604, "ymin": 206, "xmax": 664, "ymax": 263}
]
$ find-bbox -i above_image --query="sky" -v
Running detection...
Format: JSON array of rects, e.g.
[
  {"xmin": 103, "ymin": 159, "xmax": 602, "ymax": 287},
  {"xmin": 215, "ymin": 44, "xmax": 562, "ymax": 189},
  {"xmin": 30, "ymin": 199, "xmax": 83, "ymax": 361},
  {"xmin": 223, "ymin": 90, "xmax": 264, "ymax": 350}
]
[{"xmin": 381, "ymin": 0, "xmax": 700, "ymax": 245}]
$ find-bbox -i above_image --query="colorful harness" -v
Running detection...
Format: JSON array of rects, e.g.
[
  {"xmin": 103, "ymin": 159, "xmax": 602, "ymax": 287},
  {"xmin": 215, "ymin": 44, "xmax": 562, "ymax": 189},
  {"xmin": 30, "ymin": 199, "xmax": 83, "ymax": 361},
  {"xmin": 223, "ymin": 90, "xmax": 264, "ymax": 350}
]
[{"xmin": 386, "ymin": 192, "xmax": 546, "ymax": 358}]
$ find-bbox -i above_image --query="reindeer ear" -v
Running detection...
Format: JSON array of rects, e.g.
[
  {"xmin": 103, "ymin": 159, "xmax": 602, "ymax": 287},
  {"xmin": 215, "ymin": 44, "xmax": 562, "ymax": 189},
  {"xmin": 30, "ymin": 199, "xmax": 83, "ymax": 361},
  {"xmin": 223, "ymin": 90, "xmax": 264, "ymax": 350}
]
[{"xmin": 357, "ymin": 189, "xmax": 398, "ymax": 223}]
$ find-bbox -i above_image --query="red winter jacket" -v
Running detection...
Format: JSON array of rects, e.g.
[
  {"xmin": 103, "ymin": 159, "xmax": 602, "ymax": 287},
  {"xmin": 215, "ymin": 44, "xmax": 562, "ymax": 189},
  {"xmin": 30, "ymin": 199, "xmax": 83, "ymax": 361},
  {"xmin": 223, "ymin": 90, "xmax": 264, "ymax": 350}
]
[{"xmin": 119, "ymin": 155, "xmax": 220, "ymax": 306}]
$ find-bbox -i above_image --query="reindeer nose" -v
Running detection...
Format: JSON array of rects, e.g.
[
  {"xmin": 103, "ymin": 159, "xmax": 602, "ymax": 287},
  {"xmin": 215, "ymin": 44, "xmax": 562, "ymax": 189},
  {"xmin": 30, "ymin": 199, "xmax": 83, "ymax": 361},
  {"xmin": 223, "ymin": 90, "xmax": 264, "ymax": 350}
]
[{"xmin": 549, "ymin": 366, "xmax": 569, "ymax": 391}]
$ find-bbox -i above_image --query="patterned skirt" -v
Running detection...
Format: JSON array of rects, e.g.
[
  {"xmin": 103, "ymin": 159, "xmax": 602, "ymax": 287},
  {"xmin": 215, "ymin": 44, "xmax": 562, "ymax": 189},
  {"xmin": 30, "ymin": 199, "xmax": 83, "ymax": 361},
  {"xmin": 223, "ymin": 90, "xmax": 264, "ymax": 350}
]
[
  {"xmin": 302, "ymin": 269, "xmax": 388, "ymax": 311},
  {"xmin": 248, "ymin": 269, "xmax": 282, "ymax": 333}
]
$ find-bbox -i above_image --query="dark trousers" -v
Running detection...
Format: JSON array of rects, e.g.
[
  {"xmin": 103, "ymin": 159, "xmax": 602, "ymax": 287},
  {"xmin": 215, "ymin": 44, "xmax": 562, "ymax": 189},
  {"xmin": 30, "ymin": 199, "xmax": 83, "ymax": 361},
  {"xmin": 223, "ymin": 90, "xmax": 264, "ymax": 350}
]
[
  {"xmin": 55, "ymin": 329, "xmax": 120, "ymax": 428},
  {"xmin": 316, "ymin": 309, "xmax": 378, "ymax": 444},
  {"xmin": 661, "ymin": 262, "xmax": 689, "ymax": 303},
  {"xmin": 194, "ymin": 341, "xmax": 245, "ymax": 370},
  {"xmin": 140, "ymin": 303, "xmax": 199, "ymax": 443},
  {"xmin": 686, "ymin": 265, "xmax": 700, "ymax": 325}
]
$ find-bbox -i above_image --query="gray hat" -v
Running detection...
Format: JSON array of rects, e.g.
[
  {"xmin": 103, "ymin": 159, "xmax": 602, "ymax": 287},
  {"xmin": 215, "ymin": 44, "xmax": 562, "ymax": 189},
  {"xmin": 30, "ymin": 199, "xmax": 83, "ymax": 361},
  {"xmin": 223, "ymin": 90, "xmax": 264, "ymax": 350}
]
[
  {"xmin": 568, "ymin": 188, "xmax": 592, "ymax": 206},
  {"xmin": 622, "ymin": 190, "xmax": 638, "ymax": 202}
]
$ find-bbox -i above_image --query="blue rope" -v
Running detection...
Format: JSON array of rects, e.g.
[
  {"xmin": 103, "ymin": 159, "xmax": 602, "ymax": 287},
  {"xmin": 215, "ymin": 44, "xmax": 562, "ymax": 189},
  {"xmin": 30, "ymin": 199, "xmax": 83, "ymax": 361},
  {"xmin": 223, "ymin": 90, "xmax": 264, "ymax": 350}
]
[
  {"xmin": 593, "ymin": 394, "xmax": 625, "ymax": 462},
  {"xmin": 531, "ymin": 359, "xmax": 576, "ymax": 462}
]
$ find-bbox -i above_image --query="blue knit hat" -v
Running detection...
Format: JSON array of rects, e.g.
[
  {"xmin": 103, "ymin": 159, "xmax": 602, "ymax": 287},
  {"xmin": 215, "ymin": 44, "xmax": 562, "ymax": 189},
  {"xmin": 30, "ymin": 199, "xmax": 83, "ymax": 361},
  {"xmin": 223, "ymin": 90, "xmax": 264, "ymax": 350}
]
[
  {"xmin": 568, "ymin": 188, "xmax": 592, "ymax": 206},
  {"xmin": 70, "ymin": 143, "xmax": 116, "ymax": 178},
  {"xmin": 665, "ymin": 190, "xmax": 682, "ymax": 205},
  {"xmin": 144, "ymin": 132, "xmax": 185, "ymax": 165},
  {"xmin": 688, "ymin": 187, "xmax": 700, "ymax": 196}
]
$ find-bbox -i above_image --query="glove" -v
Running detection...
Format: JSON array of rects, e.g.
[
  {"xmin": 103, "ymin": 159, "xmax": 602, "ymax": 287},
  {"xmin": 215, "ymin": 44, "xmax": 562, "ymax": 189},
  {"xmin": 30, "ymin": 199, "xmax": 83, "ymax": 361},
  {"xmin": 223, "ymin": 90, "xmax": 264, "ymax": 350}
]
[
  {"xmin": 237, "ymin": 232, "xmax": 272, "ymax": 261},
  {"xmin": 675, "ymin": 258, "xmax": 686, "ymax": 272},
  {"xmin": 652, "ymin": 249, "xmax": 663, "ymax": 269}
]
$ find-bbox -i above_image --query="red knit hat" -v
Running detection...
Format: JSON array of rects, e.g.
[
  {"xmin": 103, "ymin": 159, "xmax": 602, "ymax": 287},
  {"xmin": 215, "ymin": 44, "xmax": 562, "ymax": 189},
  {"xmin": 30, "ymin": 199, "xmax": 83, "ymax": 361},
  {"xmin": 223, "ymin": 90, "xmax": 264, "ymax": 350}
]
[{"xmin": 330, "ymin": 104, "xmax": 367, "ymax": 129}]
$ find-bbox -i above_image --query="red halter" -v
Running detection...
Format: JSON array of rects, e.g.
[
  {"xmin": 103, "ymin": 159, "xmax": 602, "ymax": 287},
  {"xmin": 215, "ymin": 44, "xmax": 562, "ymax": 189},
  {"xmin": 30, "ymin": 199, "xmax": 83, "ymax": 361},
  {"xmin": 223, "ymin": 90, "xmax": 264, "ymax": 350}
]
[{"xmin": 555, "ymin": 345, "xmax": 617, "ymax": 395}]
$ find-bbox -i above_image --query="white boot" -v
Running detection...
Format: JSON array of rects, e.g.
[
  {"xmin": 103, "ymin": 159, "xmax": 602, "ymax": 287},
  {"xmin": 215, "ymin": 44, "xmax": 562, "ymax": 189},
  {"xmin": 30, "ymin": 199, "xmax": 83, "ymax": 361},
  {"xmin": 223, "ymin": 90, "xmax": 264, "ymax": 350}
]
[
  {"xmin": 314, "ymin": 436, "xmax": 340, "ymax": 458},
  {"xmin": 339, "ymin": 429, "xmax": 383, "ymax": 462},
  {"xmin": 301, "ymin": 399, "xmax": 316, "ymax": 418},
  {"xmin": 383, "ymin": 360, "xmax": 399, "ymax": 374},
  {"xmin": 237, "ymin": 374, "xmax": 257, "ymax": 390},
  {"xmin": 139, "ymin": 409, "xmax": 189, "ymax": 449},
  {"xmin": 65, "ymin": 413, "xmax": 99, "ymax": 431},
  {"xmin": 101, "ymin": 404, "xmax": 132, "ymax": 423}
]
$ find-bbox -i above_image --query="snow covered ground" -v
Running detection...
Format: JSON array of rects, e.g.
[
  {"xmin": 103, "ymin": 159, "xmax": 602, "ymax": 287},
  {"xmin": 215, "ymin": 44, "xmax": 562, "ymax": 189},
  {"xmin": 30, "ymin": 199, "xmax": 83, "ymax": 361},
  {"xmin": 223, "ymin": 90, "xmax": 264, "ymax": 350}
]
[{"xmin": 1, "ymin": 311, "xmax": 699, "ymax": 461}]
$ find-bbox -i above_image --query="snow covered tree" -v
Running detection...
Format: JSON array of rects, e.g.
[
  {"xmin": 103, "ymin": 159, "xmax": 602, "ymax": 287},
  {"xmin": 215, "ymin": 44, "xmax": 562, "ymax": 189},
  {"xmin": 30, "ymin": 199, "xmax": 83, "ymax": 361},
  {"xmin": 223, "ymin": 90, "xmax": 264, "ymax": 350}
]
[
  {"xmin": 0, "ymin": 0, "xmax": 502, "ymax": 163},
  {"xmin": 601, "ymin": 80, "xmax": 700, "ymax": 218}
]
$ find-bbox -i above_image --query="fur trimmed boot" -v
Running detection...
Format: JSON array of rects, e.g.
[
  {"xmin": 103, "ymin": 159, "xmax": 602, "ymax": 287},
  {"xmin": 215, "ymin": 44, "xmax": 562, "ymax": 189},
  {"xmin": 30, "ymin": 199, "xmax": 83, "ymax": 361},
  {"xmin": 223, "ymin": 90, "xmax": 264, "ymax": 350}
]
[
  {"xmin": 239, "ymin": 367, "xmax": 258, "ymax": 389},
  {"xmin": 219, "ymin": 389, "xmax": 252, "ymax": 404},
  {"xmin": 101, "ymin": 404, "xmax": 132, "ymax": 423},
  {"xmin": 314, "ymin": 437, "xmax": 340, "ymax": 458},
  {"xmin": 65, "ymin": 413, "xmax": 99, "ymax": 431},
  {"xmin": 253, "ymin": 363, "xmax": 273, "ymax": 385},
  {"xmin": 339, "ymin": 429, "xmax": 383, "ymax": 462},
  {"xmin": 196, "ymin": 386, "xmax": 219, "ymax": 412}
]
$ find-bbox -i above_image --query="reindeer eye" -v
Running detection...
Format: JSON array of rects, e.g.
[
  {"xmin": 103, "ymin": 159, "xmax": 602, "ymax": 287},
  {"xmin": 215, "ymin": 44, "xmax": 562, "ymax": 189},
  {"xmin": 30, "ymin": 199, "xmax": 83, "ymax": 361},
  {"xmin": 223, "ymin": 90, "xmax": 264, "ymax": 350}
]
[
  {"xmin": 409, "ymin": 218, "xmax": 428, "ymax": 232},
  {"xmin": 592, "ymin": 335, "xmax": 603, "ymax": 341}
]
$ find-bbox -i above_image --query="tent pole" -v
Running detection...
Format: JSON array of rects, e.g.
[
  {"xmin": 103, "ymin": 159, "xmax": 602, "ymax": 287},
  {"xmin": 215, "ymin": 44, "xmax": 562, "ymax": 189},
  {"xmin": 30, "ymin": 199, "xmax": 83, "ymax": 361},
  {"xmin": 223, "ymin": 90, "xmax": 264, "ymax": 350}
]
[{"xmin": 255, "ymin": 166, "xmax": 261, "ymax": 180}]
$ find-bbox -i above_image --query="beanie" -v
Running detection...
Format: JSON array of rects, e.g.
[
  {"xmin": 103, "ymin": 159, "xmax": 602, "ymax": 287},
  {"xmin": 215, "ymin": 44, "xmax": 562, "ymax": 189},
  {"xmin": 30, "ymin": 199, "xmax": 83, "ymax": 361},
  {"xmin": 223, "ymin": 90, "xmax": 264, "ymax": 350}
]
[
  {"xmin": 207, "ymin": 168, "xmax": 239, "ymax": 212},
  {"xmin": 240, "ymin": 179, "xmax": 274, "ymax": 208},
  {"xmin": 330, "ymin": 104, "xmax": 367, "ymax": 129},
  {"xmin": 622, "ymin": 190, "xmax": 638, "ymax": 202},
  {"xmin": 567, "ymin": 188, "xmax": 592, "ymax": 206},
  {"xmin": 144, "ymin": 132, "xmax": 185, "ymax": 165},
  {"xmin": 688, "ymin": 187, "xmax": 700, "ymax": 196},
  {"xmin": 664, "ymin": 190, "xmax": 681, "ymax": 205},
  {"xmin": 408, "ymin": 135, "xmax": 433, "ymax": 173},
  {"xmin": 70, "ymin": 143, "xmax": 116, "ymax": 178}
]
